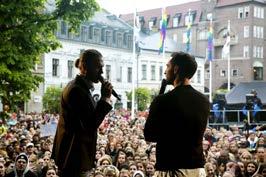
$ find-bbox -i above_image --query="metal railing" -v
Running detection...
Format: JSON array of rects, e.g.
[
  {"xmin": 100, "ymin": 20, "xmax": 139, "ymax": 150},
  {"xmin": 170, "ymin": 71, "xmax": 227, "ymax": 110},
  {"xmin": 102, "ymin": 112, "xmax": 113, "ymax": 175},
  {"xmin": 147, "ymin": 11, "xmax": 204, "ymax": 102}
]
[{"xmin": 208, "ymin": 109, "xmax": 266, "ymax": 126}]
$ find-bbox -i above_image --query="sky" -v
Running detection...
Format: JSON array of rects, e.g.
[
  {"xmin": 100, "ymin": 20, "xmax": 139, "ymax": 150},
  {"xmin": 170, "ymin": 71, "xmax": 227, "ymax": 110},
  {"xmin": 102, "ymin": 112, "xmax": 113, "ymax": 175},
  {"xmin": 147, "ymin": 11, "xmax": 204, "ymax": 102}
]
[{"xmin": 96, "ymin": 0, "xmax": 199, "ymax": 15}]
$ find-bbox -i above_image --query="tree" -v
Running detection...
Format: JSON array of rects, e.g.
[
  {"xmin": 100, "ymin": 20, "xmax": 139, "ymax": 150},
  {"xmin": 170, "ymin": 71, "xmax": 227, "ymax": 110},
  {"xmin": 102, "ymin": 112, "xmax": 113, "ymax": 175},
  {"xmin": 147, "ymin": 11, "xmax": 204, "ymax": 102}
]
[
  {"xmin": 42, "ymin": 86, "xmax": 62, "ymax": 113},
  {"xmin": 0, "ymin": 0, "xmax": 99, "ymax": 110},
  {"xmin": 127, "ymin": 87, "xmax": 151, "ymax": 111}
]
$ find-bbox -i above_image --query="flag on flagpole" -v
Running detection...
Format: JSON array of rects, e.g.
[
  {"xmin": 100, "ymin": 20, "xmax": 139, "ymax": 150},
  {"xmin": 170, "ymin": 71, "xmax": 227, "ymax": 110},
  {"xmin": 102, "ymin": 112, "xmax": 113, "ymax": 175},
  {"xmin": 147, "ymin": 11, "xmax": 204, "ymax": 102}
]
[
  {"xmin": 186, "ymin": 10, "xmax": 192, "ymax": 53},
  {"xmin": 158, "ymin": 7, "xmax": 167, "ymax": 54},
  {"xmin": 222, "ymin": 32, "xmax": 230, "ymax": 59},
  {"xmin": 207, "ymin": 20, "xmax": 213, "ymax": 61}
]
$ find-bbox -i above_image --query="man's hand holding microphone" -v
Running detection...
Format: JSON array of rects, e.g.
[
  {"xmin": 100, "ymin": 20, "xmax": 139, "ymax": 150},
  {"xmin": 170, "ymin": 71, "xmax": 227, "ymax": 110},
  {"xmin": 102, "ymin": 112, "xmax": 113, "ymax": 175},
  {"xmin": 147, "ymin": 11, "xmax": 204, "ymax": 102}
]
[{"xmin": 99, "ymin": 76, "xmax": 121, "ymax": 104}]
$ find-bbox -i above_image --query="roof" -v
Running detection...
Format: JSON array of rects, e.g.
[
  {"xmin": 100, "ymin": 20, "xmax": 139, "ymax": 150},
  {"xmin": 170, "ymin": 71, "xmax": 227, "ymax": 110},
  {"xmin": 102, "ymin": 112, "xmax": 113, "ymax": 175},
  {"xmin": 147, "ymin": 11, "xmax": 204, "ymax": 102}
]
[
  {"xmin": 225, "ymin": 82, "xmax": 266, "ymax": 104},
  {"xmin": 119, "ymin": 1, "xmax": 202, "ymax": 29},
  {"xmin": 216, "ymin": 0, "xmax": 265, "ymax": 7},
  {"xmin": 90, "ymin": 9, "xmax": 132, "ymax": 29}
]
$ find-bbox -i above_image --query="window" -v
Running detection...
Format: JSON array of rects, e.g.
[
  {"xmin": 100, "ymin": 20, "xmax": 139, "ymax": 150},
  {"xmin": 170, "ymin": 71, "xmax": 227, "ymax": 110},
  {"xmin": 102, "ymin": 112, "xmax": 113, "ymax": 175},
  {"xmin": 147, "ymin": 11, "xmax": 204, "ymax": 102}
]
[
  {"xmin": 159, "ymin": 66, "xmax": 163, "ymax": 80},
  {"xmin": 244, "ymin": 6, "xmax": 249, "ymax": 18},
  {"xmin": 106, "ymin": 30, "xmax": 112, "ymax": 46},
  {"xmin": 254, "ymin": 6, "xmax": 264, "ymax": 19},
  {"xmin": 185, "ymin": 14, "xmax": 193, "ymax": 26},
  {"xmin": 123, "ymin": 33, "xmax": 127, "ymax": 46},
  {"xmin": 67, "ymin": 60, "xmax": 73, "ymax": 78},
  {"xmin": 81, "ymin": 26, "xmax": 88, "ymax": 41},
  {"xmin": 185, "ymin": 11, "xmax": 196, "ymax": 25},
  {"xmin": 127, "ymin": 35, "xmax": 133, "ymax": 49},
  {"xmin": 105, "ymin": 65, "xmax": 111, "ymax": 81},
  {"xmin": 206, "ymin": 69, "xmax": 210, "ymax": 79},
  {"xmin": 232, "ymin": 69, "xmax": 238, "ymax": 77},
  {"xmin": 253, "ymin": 46, "xmax": 263, "ymax": 58},
  {"xmin": 127, "ymin": 67, "xmax": 132, "ymax": 83},
  {"xmin": 198, "ymin": 30, "xmax": 208, "ymax": 40},
  {"xmin": 197, "ymin": 70, "xmax": 201, "ymax": 83},
  {"xmin": 238, "ymin": 7, "xmax": 244, "ymax": 19},
  {"xmin": 89, "ymin": 26, "xmax": 93, "ymax": 39},
  {"xmin": 173, "ymin": 17, "xmax": 179, "ymax": 27},
  {"xmin": 94, "ymin": 28, "xmax": 100, "ymax": 43},
  {"xmin": 101, "ymin": 28, "xmax": 105, "ymax": 42},
  {"xmin": 243, "ymin": 45, "xmax": 249, "ymax": 58},
  {"xmin": 52, "ymin": 59, "xmax": 59, "ymax": 77},
  {"xmin": 113, "ymin": 31, "xmax": 116, "ymax": 43},
  {"xmin": 253, "ymin": 26, "xmax": 264, "ymax": 38},
  {"xmin": 141, "ymin": 64, "xmax": 147, "ymax": 80},
  {"xmin": 151, "ymin": 65, "xmax": 156, "ymax": 80},
  {"xmin": 149, "ymin": 17, "xmax": 157, "ymax": 30},
  {"xmin": 117, "ymin": 33, "xmax": 123, "ymax": 47},
  {"xmin": 220, "ymin": 70, "xmax": 226, "ymax": 77},
  {"xmin": 244, "ymin": 26, "xmax": 249, "ymax": 38},
  {"xmin": 116, "ymin": 66, "xmax": 122, "ymax": 82},
  {"xmin": 149, "ymin": 21, "xmax": 154, "ymax": 30},
  {"xmin": 61, "ymin": 21, "xmax": 67, "ymax": 35},
  {"xmin": 173, "ymin": 13, "xmax": 181, "ymax": 27}
]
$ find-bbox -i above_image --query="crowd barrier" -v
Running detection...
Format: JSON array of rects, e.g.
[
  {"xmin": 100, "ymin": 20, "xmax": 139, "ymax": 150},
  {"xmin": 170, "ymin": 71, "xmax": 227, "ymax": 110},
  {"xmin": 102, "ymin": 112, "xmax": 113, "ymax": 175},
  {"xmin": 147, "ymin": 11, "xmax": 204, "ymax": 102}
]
[{"xmin": 208, "ymin": 109, "xmax": 266, "ymax": 127}]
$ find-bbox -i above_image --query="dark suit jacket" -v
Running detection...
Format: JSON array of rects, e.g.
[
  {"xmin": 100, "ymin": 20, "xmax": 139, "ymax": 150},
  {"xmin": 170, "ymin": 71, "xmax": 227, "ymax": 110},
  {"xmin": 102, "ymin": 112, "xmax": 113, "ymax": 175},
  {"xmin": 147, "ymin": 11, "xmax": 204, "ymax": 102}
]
[
  {"xmin": 51, "ymin": 75, "xmax": 112, "ymax": 175},
  {"xmin": 144, "ymin": 85, "xmax": 210, "ymax": 170}
]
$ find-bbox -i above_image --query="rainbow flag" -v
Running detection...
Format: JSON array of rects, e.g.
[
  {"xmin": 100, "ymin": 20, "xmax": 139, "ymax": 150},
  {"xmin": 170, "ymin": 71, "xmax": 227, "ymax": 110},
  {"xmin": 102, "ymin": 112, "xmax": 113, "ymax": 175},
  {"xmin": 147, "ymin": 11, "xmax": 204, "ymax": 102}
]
[
  {"xmin": 159, "ymin": 8, "xmax": 167, "ymax": 54},
  {"xmin": 207, "ymin": 20, "xmax": 213, "ymax": 61},
  {"xmin": 186, "ymin": 12, "xmax": 192, "ymax": 53}
]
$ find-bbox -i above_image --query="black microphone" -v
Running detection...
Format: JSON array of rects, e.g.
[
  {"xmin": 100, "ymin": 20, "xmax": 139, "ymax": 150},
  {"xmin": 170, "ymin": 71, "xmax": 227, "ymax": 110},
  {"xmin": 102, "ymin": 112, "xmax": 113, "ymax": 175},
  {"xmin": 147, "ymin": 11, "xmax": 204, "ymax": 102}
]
[
  {"xmin": 99, "ymin": 76, "xmax": 121, "ymax": 101},
  {"xmin": 159, "ymin": 79, "xmax": 168, "ymax": 95}
]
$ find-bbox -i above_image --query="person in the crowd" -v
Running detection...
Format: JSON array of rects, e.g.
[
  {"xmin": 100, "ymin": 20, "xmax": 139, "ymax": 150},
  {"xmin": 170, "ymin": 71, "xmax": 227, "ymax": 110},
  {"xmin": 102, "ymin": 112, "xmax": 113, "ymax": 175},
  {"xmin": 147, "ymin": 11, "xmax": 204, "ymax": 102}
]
[
  {"xmin": 5, "ymin": 153, "xmax": 37, "ymax": 177},
  {"xmin": 204, "ymin": 162, "xmax": 216, "ymax": 177},
  {"xmin": 0, "ymin": 162, "xmax": 6, "ymax": 177},
  {"xmin": 144, "ymin": 52, "xmax": 210, "ymax": 177},
  {"xmin": 43, "ymin": 165, "xmax": 58, "ymax": 177},
  {"xmin": 245, "ymin": 161, "xmax": 258, "ymax": 177},
  {"xmin": 51, "ymin": 49, "xmax": 113, "ymax": 177}
]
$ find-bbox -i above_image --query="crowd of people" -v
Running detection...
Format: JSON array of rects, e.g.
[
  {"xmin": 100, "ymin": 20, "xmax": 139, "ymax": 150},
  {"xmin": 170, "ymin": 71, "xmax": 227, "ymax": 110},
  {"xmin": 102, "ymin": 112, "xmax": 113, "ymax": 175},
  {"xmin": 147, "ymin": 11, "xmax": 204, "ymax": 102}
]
[
  {"xmin": 0, "ymin": 50, "xmax": 265, "ymax": 177},
  {"xmin": 0, "ymin": 109, "xmax": 265, "ymax": 177}
]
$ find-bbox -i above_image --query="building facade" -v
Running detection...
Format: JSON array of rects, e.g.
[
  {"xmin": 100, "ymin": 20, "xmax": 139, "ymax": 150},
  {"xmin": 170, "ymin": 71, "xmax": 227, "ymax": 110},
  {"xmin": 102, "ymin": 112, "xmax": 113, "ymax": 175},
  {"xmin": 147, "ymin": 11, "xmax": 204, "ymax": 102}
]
[
  {"xmin": 26, "ymin": 9, "xmax": 205, "ymax": 112},
  {"xmin": 120, "ymin": 0, "xmax": 266, "ymax": 96}
]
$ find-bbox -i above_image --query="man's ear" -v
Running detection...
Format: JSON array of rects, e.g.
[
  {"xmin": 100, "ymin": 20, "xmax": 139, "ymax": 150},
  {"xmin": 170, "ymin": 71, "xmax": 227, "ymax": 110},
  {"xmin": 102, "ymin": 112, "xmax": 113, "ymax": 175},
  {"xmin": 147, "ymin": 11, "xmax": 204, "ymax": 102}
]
[{"xmin": 173, "ymin": 65, "xmax": 179, "ymax": 75}]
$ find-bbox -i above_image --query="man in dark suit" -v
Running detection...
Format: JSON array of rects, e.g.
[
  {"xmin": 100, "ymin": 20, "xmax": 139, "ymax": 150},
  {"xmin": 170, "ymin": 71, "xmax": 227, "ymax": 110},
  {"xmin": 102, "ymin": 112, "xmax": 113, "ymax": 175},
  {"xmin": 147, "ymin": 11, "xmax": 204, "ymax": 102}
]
[
  {"xmin": 144, "ymin": 52, "xmax": 210, "ymax": 177},
  {"xmin": 51, "ymin": 49, "xmax": 113, "ymax": 177}
]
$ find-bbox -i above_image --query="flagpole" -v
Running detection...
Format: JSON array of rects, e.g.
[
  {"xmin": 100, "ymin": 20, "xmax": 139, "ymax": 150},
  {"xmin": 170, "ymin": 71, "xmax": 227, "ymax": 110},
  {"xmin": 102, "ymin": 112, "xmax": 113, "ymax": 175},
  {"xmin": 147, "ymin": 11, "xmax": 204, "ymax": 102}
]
[
  {"xmin": 209, "ymin": 18, "xmax": 213, "ymax": 103},
  {"xmin": 131, "ymin": 9, "xmax": 136, "ymax": 120},
  {"xmin": 186, "ymin": 9, "xmax": 191, "ymax": 53},
  {"xmin": 227, "ymin": 20, "xmax": 230, "ymax": 91},
  {"xmin": 162, "ymin": 7, "xmax": 166, "ymax": 60},
  {"xmin": 209, "ymin": 61, "xmax": 212, "ymax": 102}
]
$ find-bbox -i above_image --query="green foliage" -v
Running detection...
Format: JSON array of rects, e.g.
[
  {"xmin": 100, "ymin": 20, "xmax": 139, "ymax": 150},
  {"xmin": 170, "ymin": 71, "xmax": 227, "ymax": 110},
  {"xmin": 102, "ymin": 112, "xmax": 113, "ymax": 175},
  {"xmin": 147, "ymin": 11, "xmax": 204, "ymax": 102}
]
[
  {"xmin": 127, "ymin": 87, "xmax": 151, "ymax": 111},
  {"xmin": 42, "ymin": 86, "xmax": 62, "ymax": 113},
  {"xmin": 0, "ymin": 0, "xmax": 99, "ymax": 110}
]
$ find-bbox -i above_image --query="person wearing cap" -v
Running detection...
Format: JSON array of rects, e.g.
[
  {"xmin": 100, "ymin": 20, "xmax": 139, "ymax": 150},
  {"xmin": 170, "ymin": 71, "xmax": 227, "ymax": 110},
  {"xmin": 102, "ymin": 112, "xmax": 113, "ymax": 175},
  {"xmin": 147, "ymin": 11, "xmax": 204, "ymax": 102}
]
[
  {"xmin": 25, "ymin": 143, "xmax": 35, "ymax": 157},
  {"xmin": 51, "ymin": 49, "xmax": 113, "ymax": 177},
  {"xmin": 144, "ymin": 52, "xmax": 210, "ymax": 177},
  {"xmin": 5, "ymin": 153, "xmax": 37, "ymax": 177}
]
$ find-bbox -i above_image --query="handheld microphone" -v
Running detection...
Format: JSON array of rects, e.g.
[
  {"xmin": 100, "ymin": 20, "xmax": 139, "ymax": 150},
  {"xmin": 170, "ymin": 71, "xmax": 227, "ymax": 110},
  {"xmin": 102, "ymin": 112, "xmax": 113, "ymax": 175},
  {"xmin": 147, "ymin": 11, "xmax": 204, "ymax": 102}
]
[
  {"xmin": 99, "ymin": 76, "xmax": 121, "ymax": 101},
  {"xmin": 159, "ymin": 79, "xmax": 168, "ymax": 95}
]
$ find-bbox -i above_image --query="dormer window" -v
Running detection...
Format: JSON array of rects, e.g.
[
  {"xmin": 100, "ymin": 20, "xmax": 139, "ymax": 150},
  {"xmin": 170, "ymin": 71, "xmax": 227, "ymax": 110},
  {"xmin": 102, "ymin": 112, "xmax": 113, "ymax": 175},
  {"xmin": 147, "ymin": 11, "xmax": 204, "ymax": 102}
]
[
  {"xmin": 149, "ymin": 17, "xmax": 157, "ymax": 30},
  {"xmin": 185, "ymin": 11, "xmax": 196, "ymax": 25},
  {"xmin": 160, "ymin": 15, "xmax": 170, "ymax": 28},
  {"xmin": 173, "ymin": 13, "xmax": 182, "ymax": 27}
]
